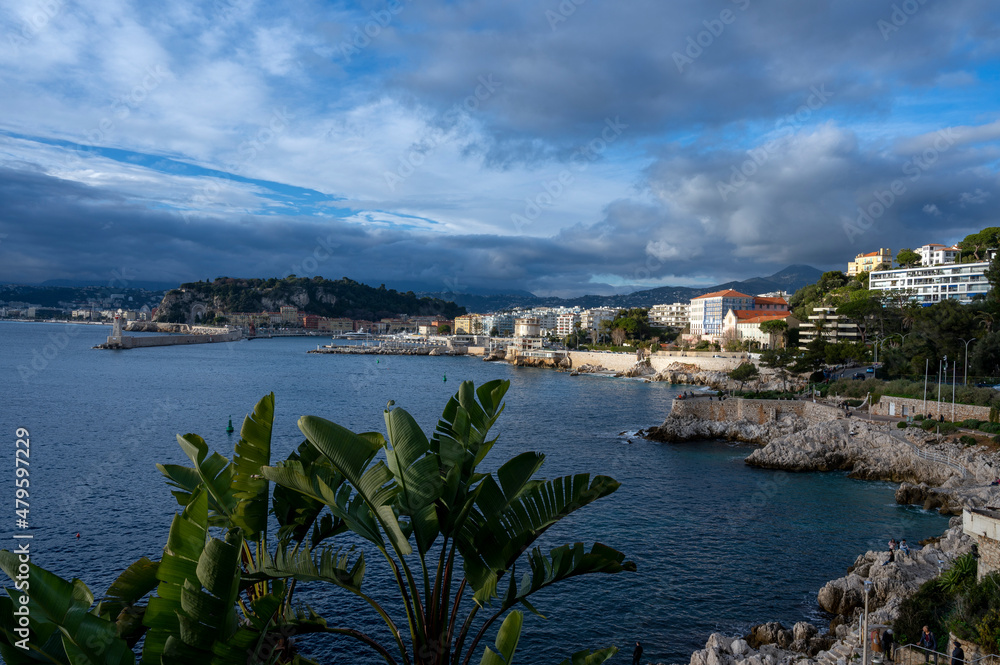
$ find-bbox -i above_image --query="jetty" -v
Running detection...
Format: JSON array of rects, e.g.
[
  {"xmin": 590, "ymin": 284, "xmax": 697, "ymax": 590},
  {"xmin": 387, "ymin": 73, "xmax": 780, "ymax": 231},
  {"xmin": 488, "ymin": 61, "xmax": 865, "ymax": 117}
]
[
  {"xmin": 95, "ymin": 312, "xmax": 242, "ymax": 350},
  {"xmin": 309, "ymin": 338, "xmax": 468, "ymax": 356}
]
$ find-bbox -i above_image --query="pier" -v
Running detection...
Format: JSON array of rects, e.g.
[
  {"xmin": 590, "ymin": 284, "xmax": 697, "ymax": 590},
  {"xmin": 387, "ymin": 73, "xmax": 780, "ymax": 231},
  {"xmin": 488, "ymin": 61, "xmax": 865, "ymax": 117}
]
[{"xmin": 95, "ymin": 312, "xmax": 243, "ymax": 349}]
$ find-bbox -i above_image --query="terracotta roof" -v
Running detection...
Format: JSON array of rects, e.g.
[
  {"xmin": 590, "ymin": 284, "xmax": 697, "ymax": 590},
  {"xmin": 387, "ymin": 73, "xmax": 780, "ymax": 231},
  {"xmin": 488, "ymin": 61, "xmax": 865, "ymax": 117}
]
[
  {"xmin": 754, "ymin": 296, "xmax": 789, "ymax": 306},
  {"xmin": 691, "ymin": 289, "xmax": 753, "ymax": 300},
  {"xmin": 729, "ymin": 310, "xmax": 792, "ymax": 324}
]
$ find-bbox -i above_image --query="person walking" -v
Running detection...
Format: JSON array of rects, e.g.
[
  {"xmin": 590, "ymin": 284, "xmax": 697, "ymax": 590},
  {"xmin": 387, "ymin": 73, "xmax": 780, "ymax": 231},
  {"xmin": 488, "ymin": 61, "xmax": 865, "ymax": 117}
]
[
  {"xmin": 882, "ymin": 628, "xmax": 894, "ymax": 663},
  {"xmin": 920, "ymin": 626, "xmax": 938, "ymax": 664},
  {"xmin": 633, "ymin": 641, "xmax": 643, "ymax": 665},
  {"xmin": 952, "ymin": 641, "xmax": 965, "ymax": 665}
]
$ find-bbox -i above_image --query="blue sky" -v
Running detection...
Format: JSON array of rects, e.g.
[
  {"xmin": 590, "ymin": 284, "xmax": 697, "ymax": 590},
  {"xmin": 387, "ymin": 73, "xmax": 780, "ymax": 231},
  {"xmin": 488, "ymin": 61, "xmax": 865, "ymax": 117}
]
[{"xmin": 1, "ymin": 0, "xmax": 999, "ymax": 296}]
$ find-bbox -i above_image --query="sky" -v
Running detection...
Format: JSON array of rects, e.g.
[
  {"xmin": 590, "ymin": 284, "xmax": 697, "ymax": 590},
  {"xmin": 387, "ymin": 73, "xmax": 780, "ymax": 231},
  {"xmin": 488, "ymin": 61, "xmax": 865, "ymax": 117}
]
[{"xmin": 0, "ymin": 0, "xmax": 998, "ymax": 297}]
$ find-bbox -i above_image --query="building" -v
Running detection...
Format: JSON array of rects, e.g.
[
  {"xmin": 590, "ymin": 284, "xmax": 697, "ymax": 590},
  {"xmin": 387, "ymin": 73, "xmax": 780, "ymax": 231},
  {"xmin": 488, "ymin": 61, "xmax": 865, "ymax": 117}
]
[
  {"xmin": 847, "ymin": 249, "xmax": 892, "ymax": 276},
  {"xmin": 917, "ymin": 243, "xmax": 961, "ymax": 266},
  {"xmin": 481, "ymin": 313, "xmax": 515, "ymax": 336},
  {"xmin": 580, "ymin": 307, "xmax": 618, "ymax": 333},
  {"xmin": 797, "ymin": 307, "xmax": 861, "ymax": 345},
  {"xmin": 722, "ymin": 310, "xmax": 799, "ymax": 349},
  {"xmin": 317, "ymin": 318, "xmax": 354, "ymax": 333},
  {"xmin": 514, "ymin": 317, "xmax": 541, "ymax": 338},
  {"xmin": 688, "ymin": 291, "xmax": 788, "ymax": 339},
  {"xmin": 648, "ymin": 303, "xmax": 689, "ymax": 328},
  {"xmin": 868, "ymin": 261, "xmax": 991, "ymax": 305},
  {"xmin": 556, "ymin": 312, "xmax": 580, "ymax": 336},
  {"xmin": 453, "ymin": 314, "xmax": 484, "ymax": 335},
  {"xmin": 964, "ymin": 508, "xmax": 1000, "ymax": 582},
  {"xmin": 280, "ymin": 305, "xmax": 299, "ymax": 326}
]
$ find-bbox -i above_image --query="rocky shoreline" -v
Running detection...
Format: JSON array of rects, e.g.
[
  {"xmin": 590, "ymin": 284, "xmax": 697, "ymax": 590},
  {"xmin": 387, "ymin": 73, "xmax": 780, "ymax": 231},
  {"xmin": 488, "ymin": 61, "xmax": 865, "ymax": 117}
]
[{"xmin": 641, "ymin": 400, "xmax": 1000, "ymax": 665}]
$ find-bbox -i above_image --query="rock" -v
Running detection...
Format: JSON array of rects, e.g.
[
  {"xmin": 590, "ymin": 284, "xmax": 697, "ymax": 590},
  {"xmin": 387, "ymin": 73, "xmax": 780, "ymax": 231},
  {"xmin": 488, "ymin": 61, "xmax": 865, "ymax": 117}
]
[
  {"xmin": 731, "ymin": 639, "xmax": 750, "ymax": 656},
  {"xmin": 817, "ymin": 574, "xmax": 865, "ymax": 616},
  {"xmin": 707, "ymin": 634, "xmax": 734, "ymax": 653},
  {"xmin": 747, "ymin": 623, "xmax": 788, "ymax": 649},
  {"xmin": 793, "ymin": 622, "xmax": 818, "ymax": 642}
]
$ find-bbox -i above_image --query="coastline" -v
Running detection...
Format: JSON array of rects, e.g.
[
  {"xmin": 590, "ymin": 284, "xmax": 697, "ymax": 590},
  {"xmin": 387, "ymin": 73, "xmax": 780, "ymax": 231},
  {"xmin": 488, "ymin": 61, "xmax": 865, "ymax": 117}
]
[{"xmin": 643, "ymin": 397, "xmax": 995, "ymax": 665}]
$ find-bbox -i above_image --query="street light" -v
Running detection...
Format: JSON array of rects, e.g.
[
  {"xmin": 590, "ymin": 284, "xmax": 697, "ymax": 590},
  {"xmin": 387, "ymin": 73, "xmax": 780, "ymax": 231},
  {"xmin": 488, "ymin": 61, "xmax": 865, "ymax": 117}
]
[
  {"xmin": 862, "ymin": 579, "xmax": 873, "ymax": 665},
  {"xmin": 961, "ymin": 337, "xmax": 977, "ymax": 386}
]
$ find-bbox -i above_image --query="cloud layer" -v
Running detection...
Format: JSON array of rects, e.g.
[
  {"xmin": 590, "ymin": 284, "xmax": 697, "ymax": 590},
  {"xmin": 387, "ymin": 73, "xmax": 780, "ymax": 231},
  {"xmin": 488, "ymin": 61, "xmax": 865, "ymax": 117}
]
[{"xmin": 1, "ymin": 0, "xmax": 998, "ymax": 295}]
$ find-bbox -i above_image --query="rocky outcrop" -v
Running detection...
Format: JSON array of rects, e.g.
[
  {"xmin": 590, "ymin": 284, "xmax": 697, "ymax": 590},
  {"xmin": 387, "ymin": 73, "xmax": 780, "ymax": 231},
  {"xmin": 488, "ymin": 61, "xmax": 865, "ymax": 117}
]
[
  {"xmin": 647, "ymin": 362, "xmax": 803, "ymax": 392},
  {"xmin": 818, "ymin": 521, "xmax": 972, "ymax": 625},
  {"xmin": 644, "ymin": 413, "xmax": 804, "ymax": 445},
  {"xmin": 685, "ymin": 624, "xmax": 830, "ymax": 665},
  {"xmin": 483, "ymin": 348, "xmax": 507, "ymax": 362},
  {"xmin": 619, "ymin": 359, "xmax": 656, "ymax": 378}
]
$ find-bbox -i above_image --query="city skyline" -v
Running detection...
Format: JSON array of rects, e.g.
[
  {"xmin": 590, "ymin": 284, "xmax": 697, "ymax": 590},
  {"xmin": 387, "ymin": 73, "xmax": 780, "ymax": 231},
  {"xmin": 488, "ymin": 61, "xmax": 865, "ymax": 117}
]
[{"xmin": 1, "ymin": 1, "xmax": 998, "ymax": 296}]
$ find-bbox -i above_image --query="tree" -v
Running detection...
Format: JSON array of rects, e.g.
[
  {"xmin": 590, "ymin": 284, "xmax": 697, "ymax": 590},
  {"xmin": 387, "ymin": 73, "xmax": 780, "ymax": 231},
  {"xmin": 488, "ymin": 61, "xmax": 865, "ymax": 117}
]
[
  {"xmin": 835, "ymin": 290, "xmax": 884, "ymax": 345},
  {"xmin": 438, "ymin": 324, "xmax": 452, "ymax": 335},
  {"xmin": 896, "ymin": 248, "xmax": 921, "ymax": 267},
  {"xmin": 759, "ymin": 319, "xmax": 789, "ymax": 349},
  {"xmin": 611, "ymin": 328, "xmax": 627, "ymax": 346},
  {"xmin": 959, "ymin": 227, "xmax": 1000, "ymax": 262},
  {"xmin": 971, "ymin": 331, "xmax": 1000, "ymax": 379},
  {"xmin": 729, "ymin": 362, "xmax": 760, "ymax": 392},
  {"xmin": 0, "ymin": 385, "xmax": 631, "ymax": 665},
  {"xmin": 761, "ymin": 348, "xmax": 796, "ymax": 391}
]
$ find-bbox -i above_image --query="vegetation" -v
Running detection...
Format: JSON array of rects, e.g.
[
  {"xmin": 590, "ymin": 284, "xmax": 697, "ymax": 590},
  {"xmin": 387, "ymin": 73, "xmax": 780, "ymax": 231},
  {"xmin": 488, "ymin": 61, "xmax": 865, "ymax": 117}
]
[
  {"xmin": 827, "ymin": 377, "xmax": 1000, "ymax": 408},
  {"xmin": 729, "ymin": 362, "xmax": 760, "ymax": 392},
  {"xmin": 0, "ymin": 382, "xmax": 632, "ymax": 664},
  {"xmin": 894, "ymin": 555, "xmax": 1000, "ymax": 652},
  {"xmin": 157, "ymin": 276, "xmax": 466, "ymax": 322}
]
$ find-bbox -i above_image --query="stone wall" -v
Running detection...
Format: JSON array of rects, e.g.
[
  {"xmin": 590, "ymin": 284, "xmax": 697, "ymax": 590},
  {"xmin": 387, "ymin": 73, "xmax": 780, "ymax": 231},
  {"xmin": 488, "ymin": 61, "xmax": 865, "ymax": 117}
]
[
  {"xmin": 963, "ymin": 509, "xmax": 1000, "ymax": 581},
  {"xmin": 106, "ymin": 331, "xmax": 242, "ymax": 349},
  {"xmin": 871, "ymin": 396, "xmax": 990, "ymax": 422},
  {"xmin": 567, "ymin": 351, "xmax": 642, "ymax": 372},
  {"xmin": 671, "ymin": 397, "xmax": 842, "ymax": 426}
]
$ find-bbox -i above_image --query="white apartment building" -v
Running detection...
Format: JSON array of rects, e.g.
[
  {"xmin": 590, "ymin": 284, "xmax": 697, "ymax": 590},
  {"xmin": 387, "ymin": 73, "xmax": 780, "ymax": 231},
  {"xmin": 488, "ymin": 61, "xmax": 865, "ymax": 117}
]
[
  {"xmin": 556, "ymin": 312, "xmax": 580, "ymax": 336},
  {"xmin": 869, "ymin": 261, "xmax": 991, "ymax": 305},
  {"xmin": 481, "ymin": 313, "xmax": 515, "ymax": 336},
  {"xmin": 797, "ymin": 307, "xmax": 861, "ymax": 345},
  {"xmin": 917, "ymin": 243, "xmax": 961, "ymax": 266},
  {"xmin": 649, "ymin": 302, "xmax": 689, "ymax": 328},
  {"xmin": 581, "ymin": 307, "xmax": 617, "ymax": 332}
]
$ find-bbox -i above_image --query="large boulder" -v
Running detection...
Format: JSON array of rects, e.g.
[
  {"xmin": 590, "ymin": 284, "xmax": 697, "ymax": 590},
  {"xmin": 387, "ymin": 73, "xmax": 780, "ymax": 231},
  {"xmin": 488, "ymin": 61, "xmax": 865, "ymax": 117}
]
[
  {"xmin": 747, "ymin": 622, "xmax": 792, "ymax": 649},
  {"xmin": 817, "ymin": 574, "xmax": 865, "ymax": 616}
]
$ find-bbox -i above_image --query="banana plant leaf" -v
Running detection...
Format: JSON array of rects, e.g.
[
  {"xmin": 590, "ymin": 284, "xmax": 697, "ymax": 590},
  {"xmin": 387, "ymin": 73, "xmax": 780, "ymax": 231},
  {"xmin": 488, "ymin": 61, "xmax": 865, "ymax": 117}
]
[
  {"xmin": 479, "ymin": 610, "xmax": 522, "ymax": 665},
  {"xmin": 0, "ymin": 551, "xmax": 136, "ymax": 665},
  {"xmin": 231, "ymin": 393, "xmax": 275, "ymax": 540}
]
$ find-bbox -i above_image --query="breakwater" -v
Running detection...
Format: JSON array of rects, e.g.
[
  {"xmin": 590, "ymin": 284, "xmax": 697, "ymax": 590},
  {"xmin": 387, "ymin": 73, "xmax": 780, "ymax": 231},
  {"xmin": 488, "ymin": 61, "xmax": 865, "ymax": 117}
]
[
  {"xmin": 96, "ymin": 329, "xmax": 242, "ymax": 349},
  {"xmin": 308, "ymin": 344, "xmax": 466, "ymax": 356}
]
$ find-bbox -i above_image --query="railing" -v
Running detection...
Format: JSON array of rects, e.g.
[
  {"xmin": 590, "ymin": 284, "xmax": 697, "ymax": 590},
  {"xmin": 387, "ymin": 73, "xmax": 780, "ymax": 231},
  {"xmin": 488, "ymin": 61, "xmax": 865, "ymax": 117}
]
[
  {"xmin": 895, "ymin": 643, "xmax": 1000, "ymax": 665},
  {"xmin": 887, "ymin": 429, "xmax": 970, "ymax": 479}
]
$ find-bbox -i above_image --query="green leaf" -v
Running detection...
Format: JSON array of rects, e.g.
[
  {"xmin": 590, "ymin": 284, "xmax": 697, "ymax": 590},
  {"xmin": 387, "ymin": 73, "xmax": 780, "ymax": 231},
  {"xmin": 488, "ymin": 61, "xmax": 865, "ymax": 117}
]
[
  {"xmin": 0, "ymin": 552, "xmax": 136, "ymax": 665},
  {"xmin": 479, "ymin": 610, "xmax": 522, "ymax": 665},
  {"xmin": 231, "ymin": 393, "xmax": 275, "ymax": 540},
  {"xmin": 384, "ymin": 406, "xmax": 441, "ymax": 553},
  {"xmin": 247, "ymin": 543, "xmax": 365, "ymax": 593},
  {"xmin": 157, "ymin": 434, "xmax": 237, "ymax": 529},
  {"xmin": 298, "ymin": 416, "xmax": 410, "ymax": 555}
]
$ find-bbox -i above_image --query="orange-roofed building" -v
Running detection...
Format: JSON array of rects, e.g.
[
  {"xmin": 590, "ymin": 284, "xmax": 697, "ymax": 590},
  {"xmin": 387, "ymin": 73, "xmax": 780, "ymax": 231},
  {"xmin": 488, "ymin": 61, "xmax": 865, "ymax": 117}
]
[
  {"xmin": 847, "ymin": 248, "xmax": 891, "ymax": 276},
  {"xmin": 722, "ymin": 310, "xmax": 799, "ymax": 348},
  {"xmin": 688, "ymin": 290, "xmax": 789, "ymax": 339}
]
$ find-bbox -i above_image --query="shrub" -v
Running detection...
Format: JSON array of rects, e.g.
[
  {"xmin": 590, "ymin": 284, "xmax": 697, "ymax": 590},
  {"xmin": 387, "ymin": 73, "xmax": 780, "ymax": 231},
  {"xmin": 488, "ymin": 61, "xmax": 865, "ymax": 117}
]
[
  {"xmin": 913, "ymin": 414, "xmax": 925, "ymax": 421},
  {"xmin": 994, "ymin": 434, "xmax": 1000, "ymax": 444},
  {"xmin": 960, "ymin": 435, "xmax": 978, "ymax": 446},
  {"xmin": 978, "ymin": 608, "xmax": 1000, "ymax": 655},
  {"xmin": 921, "ymin": 419, "xmax": 938, "ymax": 431},
  {"xmin": 962, "ymin": 419, "xmax": 984, "ymax": 429},
  {"xmin": 981, "ymin": 422, "xmax": 1000, "ymax": 434},
  {"xmin": 938, "ymin": 422, "xmax": 959, "ymax": 435},
  {"xmin": 897, "ymin": 421, "xmax": 909, "ymax": 429}
]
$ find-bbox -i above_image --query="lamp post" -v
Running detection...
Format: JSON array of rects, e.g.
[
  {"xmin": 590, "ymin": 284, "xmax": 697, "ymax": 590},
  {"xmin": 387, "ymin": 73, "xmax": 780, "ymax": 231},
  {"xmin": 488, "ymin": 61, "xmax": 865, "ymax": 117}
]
[
  {"xmin": 961, "ymin": 337, "xmax": 976, "ymax": 386},
  {"xmin": 862, "ymin": 579, "xmax": 872, "ymax": 665}
]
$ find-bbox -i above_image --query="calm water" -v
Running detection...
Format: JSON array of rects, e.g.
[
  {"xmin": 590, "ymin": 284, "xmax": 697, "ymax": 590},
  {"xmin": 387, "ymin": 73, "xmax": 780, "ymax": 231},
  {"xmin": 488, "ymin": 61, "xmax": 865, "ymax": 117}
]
[{"xmin": 0, "ymin": 322, "xmax": 948, "ymax": 664}]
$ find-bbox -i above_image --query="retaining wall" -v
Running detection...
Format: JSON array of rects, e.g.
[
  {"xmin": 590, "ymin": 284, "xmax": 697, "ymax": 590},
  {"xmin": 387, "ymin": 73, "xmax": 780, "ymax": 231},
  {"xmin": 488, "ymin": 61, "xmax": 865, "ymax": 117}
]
[
  {"xmin": 566, "ymin": 351, "xmax": 746, "ymax": 373},
  {"xmin": 870, "ymin": 396, "xmax": 989, "ymax": 422},
  {"xmin": 671, "ymin": 397, "xmax": 842, "ymax": 426}
]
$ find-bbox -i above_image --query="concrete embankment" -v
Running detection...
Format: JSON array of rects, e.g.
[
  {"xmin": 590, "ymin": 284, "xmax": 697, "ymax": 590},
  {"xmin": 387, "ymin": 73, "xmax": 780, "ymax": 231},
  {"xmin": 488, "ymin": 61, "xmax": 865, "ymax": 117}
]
[{"xmin": 97, "ymin": 330, "xmax": 242, "ymax": 349}]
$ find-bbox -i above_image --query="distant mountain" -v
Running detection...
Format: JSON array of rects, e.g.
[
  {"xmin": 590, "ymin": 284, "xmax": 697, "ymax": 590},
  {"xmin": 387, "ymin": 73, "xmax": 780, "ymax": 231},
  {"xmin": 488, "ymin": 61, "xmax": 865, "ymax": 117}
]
[{"xmin": 417, "ymin": 265, "xmax": 824, "ymax": 312}]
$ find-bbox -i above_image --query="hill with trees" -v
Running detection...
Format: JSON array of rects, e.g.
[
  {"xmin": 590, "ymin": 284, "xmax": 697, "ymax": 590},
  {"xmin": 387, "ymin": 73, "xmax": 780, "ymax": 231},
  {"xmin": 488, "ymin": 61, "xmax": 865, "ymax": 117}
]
[{"xmin": 155, "ymin": 276, "xmax": 465, "ymax": 323}]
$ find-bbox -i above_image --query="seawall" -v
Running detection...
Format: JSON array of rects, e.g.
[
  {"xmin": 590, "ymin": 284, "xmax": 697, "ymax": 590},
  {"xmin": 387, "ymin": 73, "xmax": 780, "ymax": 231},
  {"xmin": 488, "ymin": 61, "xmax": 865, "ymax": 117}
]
[
  {"xmin": 97, "ymin": 330, "xmax": 242, "ymax": 349},
  {"xmin": 670, "ymin": 396, "xmax": 843, "ymax": 425},
  {"xmin": 565, "ymin": 351, "xmax": 746, "ymax": 373}
]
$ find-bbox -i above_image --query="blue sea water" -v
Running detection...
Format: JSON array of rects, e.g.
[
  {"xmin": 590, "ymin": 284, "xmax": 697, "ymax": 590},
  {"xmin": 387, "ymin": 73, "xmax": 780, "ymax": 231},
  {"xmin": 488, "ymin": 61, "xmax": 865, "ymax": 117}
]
[{"xmin": 0, "ymin": 322, "xmax": 949, "ymax": 664}]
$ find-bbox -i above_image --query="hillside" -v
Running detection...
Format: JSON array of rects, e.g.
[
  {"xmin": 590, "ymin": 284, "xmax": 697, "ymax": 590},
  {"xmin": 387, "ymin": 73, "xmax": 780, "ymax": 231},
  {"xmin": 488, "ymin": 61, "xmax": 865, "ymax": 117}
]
[{"xmin": 154, "ymin": 276, "xmax": 465, "ymax": 324}]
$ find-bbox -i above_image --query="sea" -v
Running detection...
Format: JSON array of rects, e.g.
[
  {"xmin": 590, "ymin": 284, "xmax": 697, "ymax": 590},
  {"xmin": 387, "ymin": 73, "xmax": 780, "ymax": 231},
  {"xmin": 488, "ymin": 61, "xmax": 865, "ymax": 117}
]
[{"xmin": 0, "ymin": 321, "xmax": 950, "ymax": 664}]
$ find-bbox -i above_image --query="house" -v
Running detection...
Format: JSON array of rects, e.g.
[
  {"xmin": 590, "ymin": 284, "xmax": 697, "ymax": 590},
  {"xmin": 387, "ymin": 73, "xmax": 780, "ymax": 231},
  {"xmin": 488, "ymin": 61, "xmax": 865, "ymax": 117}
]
[
  {"xmin": 917, "ymin": 243, "xmax": 961, "ymax": 266},
  {"xmin": 648, "ymin": 303, "xmax": 689, "ymax": 328},
  {"xmin": 847, "ymin": 249, "xmax": 892, "ymax": 276},
  {"xmin": 868, "ymin": 261, "xmax": 991, "ymax": 305},
  {"xmin": 721, "ymin": 310, "xmax": 799, "ymax": 349}
]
